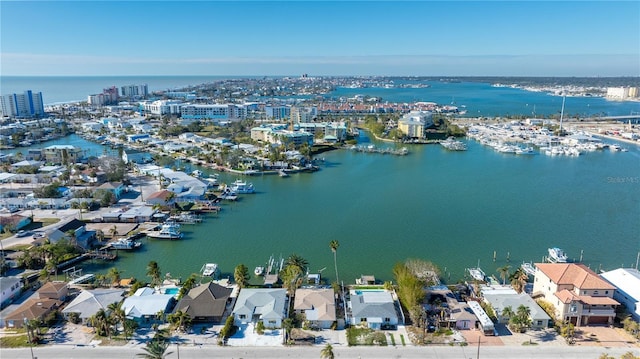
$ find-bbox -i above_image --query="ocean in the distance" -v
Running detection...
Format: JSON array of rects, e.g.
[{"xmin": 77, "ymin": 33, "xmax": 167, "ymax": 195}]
[{"xmin": 1, "ymin": 75, "xmax": 639, "ymax": 117}]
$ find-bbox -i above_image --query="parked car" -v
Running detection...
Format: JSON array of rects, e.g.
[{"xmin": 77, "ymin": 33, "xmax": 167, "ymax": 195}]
[
  {"xmin": 32, "ymin": 231, "xmax": 46, "ymax": 239},
  {"xmin": 16, "ymin": 230, "xmax": 32, "ymax": 237}
]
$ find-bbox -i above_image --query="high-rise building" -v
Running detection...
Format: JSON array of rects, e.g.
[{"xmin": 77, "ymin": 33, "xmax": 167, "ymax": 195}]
[
  {"xmin": 0, "ymin": 90, "xmax": 46, "ymax": 118},
  {"xmin": 121, "ymin": 84, "xmax": 149, "ymax": 98}
]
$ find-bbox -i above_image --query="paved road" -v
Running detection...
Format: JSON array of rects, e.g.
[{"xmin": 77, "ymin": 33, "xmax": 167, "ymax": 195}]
[{"xmin": 2, "ymin": 345, "xmax": 638, "ymax": 359}]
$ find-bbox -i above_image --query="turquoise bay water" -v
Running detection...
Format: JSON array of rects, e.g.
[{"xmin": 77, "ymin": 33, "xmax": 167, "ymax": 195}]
[{"xmin": 78, "ymin": 133, "xmax": 640, "ymax": 285}]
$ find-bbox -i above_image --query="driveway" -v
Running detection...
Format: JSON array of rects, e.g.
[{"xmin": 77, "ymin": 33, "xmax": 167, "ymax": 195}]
[{"xmin": 227, "ymin": 323, "xmax": 283, "ymax": 346}]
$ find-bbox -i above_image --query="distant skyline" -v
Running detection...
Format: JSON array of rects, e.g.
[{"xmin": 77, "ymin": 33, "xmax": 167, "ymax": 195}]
[{"xmin": 1, "ymin": 1, "xmax": 639, "ymax": 77}]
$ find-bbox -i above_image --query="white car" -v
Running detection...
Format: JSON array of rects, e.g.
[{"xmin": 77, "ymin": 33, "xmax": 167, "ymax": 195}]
[{"xmin": 16, "ymin": 230, "xmax": 32, "ymax": 237}]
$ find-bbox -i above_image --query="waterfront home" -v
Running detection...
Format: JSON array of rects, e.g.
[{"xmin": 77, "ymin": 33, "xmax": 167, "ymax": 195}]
[
  {"xmin": 397, "ymin": 111, "xmax": 434, "ymax": 139},
  {"xmin": 61, "ymin": 289, "xmax": 126, "ymax": 324},
  {"xmin": 481, "ymin": 285, "xmax": 551, "ymax": 330},
  {"xmin": 172, "ymin": 282, "xmax": 233, "ymax": 323},
  {"xmin": 47, "ymin": 218, "xmax": 96, "ymax": 249},
  {"xmin": 146, "ymin": 189, "xmax": 175, "ymax": 207},
  {"xmin": 600, "ymin": 268, "xmax": 640, "ymax": 321},
  {"xmin": 42, "ymin": 145, "xmax": 82, "ymax": 164},
  {"xmin": 119, "ymin": 205, "xmax": 155, "ymax": 223},
  {"xmin": 0, "ymin": 277, "xmax": 23, "ymax": 310},
  {"xmin": 533, "ymin": 263, "xmax": 618, "ymax": 326},
  {"xmin": 121, "ymin": 287, "xmax": 175, "ymax": 325},
  {"xmin": 293, "ymin": 288, "xmax": 337, "ymax": 329},
  {"xmin": 448, "ymin": 303, "xmax": 478, "ymax": 330},
  {"xmin": 347, "ymin": 289, "xmax": 400, "ymax": 330},
  {"xmin": 232, "ymin": 288, "xmax": 287, "ymax": 328}
]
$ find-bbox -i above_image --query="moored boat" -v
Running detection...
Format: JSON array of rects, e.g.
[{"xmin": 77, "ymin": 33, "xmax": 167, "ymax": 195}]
[
  {"xmin": 201, "ymin": 263, "xmax": 220, "ymax": 278},
  {"xmin": 147, "ymin": 222, "xmax": 182, "ymax": 240},
  {"xmin": 521, "ymin": 262, "xmax": 536, "ymax": 276},
  {"xmin": 108, "ymin": 237, "xmax": 142, "ymax": 250},
  {"xmin": 254, "ymin": 266, "xmax": 265, "ymax": 276},
  {"xmin": 230, "ymin": 179, "xmax": 255, "ymax": 194},
  {"xmin": 547, "ymin": 247, "xmax": 568, "ymax": 263},
  {"xmin": 467, "ymin": 266, "xmax": 486, "ymax": 282}
]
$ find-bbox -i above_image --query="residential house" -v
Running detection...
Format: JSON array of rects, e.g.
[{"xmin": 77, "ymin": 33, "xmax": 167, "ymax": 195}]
[
  {"xmin": 38, "ymin": 281, "xmax": 69, "ymax": 301},
  {"xmin": 172, "ymin": 282, "xmax": 233, "ymax": 323},
  {"xmin": 600, "ymin": 268, "xmax": 640, "ymax": 321},
  {"xmin": 47, "ymin": 218, "xmax": 96, "ymax": 249},
  {"xmin": 232, "ymin": 288, "xmax": 287, "ymax": 328},
  {"xmin": 347, "ymin": 289, "xmax": 400, "ymax": 330},
  {"xmin": 121, "ymin": 287, "xmax": 175, "ymax": 324},
  {"xmin": 482, "ymin": 285, "xmax": 551, "ymax": 330},
  {"xmin": 0, "ymin": 214, "xmax": 32, "ymax": 233},
  {"xmin": 61, "ymin": 289, "xmax": 126, "ymax": 324},
  {"xmin": 533, "ymin": 263, "xmax": 618, "ymax": 326},
  {"xmin": 467, "ymin": 300, "xmax": 495, "ymax": 335},
  {"xmin": 119, "ymin": 206, "xmax": 155, "ymax": 223},
  {"xmin": 145, "ymin": 190, "xmax": 175, "ymax": 207},
  {"xmin": 97, "ymin": 182, "xmax": 126, "ymax": 200},
  {"xmin": 0, "ymin": 277, "xmax": 23, "ymax": 309},
  {"xmin": 293, "ymin": 288, "xmax": 336, "ymax": 329},
  {"xmin": 3, "ymin": 298, "xmax": 61, "ymax": 328},
  {"xmin": 42, "ymin": 145, "xmax": 83, "ymax": 165}
]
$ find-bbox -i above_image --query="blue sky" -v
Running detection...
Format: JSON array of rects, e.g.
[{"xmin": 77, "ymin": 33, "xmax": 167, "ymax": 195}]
[{"xmin": 1, "ymin": 1, "xmax": 639, "ymax": 76}]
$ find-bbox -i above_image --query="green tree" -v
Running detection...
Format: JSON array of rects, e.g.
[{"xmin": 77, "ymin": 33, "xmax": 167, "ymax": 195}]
[
  {"xmin": 146, "ymin": 261, "xmax": 161, "ymax": 287},
  {"xmin": 123, "ymin": 319, "xmax": 139, "ymax": 341},
  {"xmin": 509, "ymin": 267, "xmax": 529, "ymax": 294},
  {"xmin": 501, "ymin": 306, "xmax": 514, "ymax": 322},
  {"xmin": 560, "ymin": 321, "xmax": 575, "ymax": 344},
  {"xmin": 106, "ymin": 267, "xmax": 122, "ymax": 287},
  {"xmin": 167, "ymin": 310, "xmax": 191, "ymax": 333},
  {"xmin": 329, "ymin": 240, "xmax": 340, "ymax": 289},
  {"xmin": 497, "ymin": 265, "xmax": 511, "ymax": 285},
  {"xmin": 178, "ymin": 273, "xmax": 197, "ymax": 300},
  {"xmin": 285, "ymin": 253, "xmax": 308, "ymax": 273},
  {"xmin": 320, "ymin": 343, "xmax": 335, "ymax": 359},
  {"xmin": 137, "ymin": 338, "xmax": 172, "ymax": 359},
  {"xmin": 234, "ymin": 264, "xmax": 250, "ymax": 288},
  {"xmin": 280, "ymin": 264, "xmax": 303, "ymax": 295},
  {"xmin": 108, "ymin": 301, "xmax": 125, "ymax": 336},
  {"xmin": 255, "ymin": 320, "xmax": 265, "ymax": 334}
]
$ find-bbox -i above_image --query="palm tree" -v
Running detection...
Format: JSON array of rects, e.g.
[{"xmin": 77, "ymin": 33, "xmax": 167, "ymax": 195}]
[
  {"xmin": 137, "ymin": 338, "xmax": 172, "ymax": 359},
  {"xmin": 234, "ymin": 264, "xmax": 250, "ymax": 288},
  {"xmin": 320, "ymin": 343, "xmax": 335, "ymax": 359},
  {"xmin": 501, "ymin": 305, "xmax": 514, "ymax": 323},
  {"xmin": 178, "ymin": 273, "xmax": 197, "ymax": 300},
  {"xmin": 107, "ymin": 267, "xmax": 122, "ymax": 287},
  {"xmin": 90, "ymin": 308, "xmax": 111, "ymax": 338},
  {"xmin": 329, "ymin": 240, "xmax": 340, "ymax": 288},
  {"xmin": 146, "ymin": 261, "xmax": 161, "ymax": 287},
  {"xmin": 497, "ymin": 265, "xmax": 511, "ymax": 285},
  {"xmin": 509, "ymin": 267, "xmax": 529, "ymax": 294},
  {"xmin": 109, "ymin": 225, "xmax": 119, "ymax": 239},
  {"xmin": 167, "ymin": 310, "xmax": 191, "ymax": 333},
  {"xmin": 285, "ymin": 253, "xmax": 308, "ymax": 273},
  {"xmin": 108, "ymin": 301, "xmax": 125, "ymax": 336}
]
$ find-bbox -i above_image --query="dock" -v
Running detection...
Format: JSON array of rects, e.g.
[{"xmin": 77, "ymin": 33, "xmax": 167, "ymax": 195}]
[{"xmin": 348, "ymin": 145, "xmax": 409, "ymax": 155}]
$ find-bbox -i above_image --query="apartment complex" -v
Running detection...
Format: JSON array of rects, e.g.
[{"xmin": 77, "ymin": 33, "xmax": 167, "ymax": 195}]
[{"xmin": 1, "ymin": 90, "xmax": 46, "ymax": 118}]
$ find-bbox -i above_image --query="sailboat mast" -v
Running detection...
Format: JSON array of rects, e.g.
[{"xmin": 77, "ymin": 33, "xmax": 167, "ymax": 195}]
[{"xmin": 559, "ymin": 93, "xmax": 566, "ymax": 134}]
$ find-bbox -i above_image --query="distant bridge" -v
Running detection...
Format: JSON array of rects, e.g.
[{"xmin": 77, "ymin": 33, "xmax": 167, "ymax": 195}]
[{"xmin": 579, "ymin": 114, "xmax": 640, "ymax": 123}]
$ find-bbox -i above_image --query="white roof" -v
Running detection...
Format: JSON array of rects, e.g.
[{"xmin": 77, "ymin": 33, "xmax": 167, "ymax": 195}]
[{"xmin": 601, "ymin": 268, "xmax": 640, "ymax": 301}]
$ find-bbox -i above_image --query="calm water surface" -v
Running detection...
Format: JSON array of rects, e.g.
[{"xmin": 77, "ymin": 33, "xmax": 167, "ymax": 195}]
[{"xmin": 77, "ymin": 134, "xmax": 640, "ymax": 285}]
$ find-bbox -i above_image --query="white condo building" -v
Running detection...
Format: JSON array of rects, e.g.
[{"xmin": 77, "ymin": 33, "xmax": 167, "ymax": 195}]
[{"xmin": 1, "ymin": 91, "xmax": 46, "ymax": 118}]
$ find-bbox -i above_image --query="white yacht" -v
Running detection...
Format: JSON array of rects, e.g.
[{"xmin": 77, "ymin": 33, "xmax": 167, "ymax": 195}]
[
  {"xmin": 521, "ymin": 262, "xmax": 536, "ymax": 276},
  {"xmin": 467, "ymin": 266, "xmax": 486, "ymax": 282},
  {"xmin": 147, "ymin": 222, "xmax": 182, "ymax": 240},
  {"xmin": 547, "ymin": 247, "xmax": 568, "ymax": 263},
  {"xmin": 254, "ymin": 266, "xmax": 265, "ymax": 276},
  {"xmin": 230, "ymin": 179, "xmax": 255, "ymax": 194},
  {"xmin": 109, "ymin": 237, "xmax": 142, "ymax": 250},
  {"xmin": 440, "ymin": 137, "xmax": 467, "ymax": 151},
  {"xmin": 201, "ymin": 263, "xmax": 220, "ymax": 278}
]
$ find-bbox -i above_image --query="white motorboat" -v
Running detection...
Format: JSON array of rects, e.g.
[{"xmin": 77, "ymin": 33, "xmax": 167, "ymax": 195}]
[
  {"xmin": 547, "ymin": 247, "xmax": 568, "ymax": 263},
  {"xmin": 254, "ymin": 266, "xmax": 265, "ymax": 276},
  {"xmin": 278, "ymin": 169, "xmax": 289, "ymax": 177},
  {"xmin": 515, "ymin": 146, "xmax": 536, "ymax": 155},
  {"xmin": 521, "ymin": 262, "xmax": 536, "ymax": 276},
  {"xmin": 230, "ymin": 179, "xmax": 255, "ymax": 194},
  {"xmin": 440, "ymin": 137, "xmax": 467, "ymax": 151},
  {"xmin": 201, "ymin": 263, "xmax": 220, "ymax": 278},
  {"xmin": 109, "ymin": 238, "xmax": 142, "ymax": 250},
  {"xmin": 147, "ymin": 222, "xmax": 182, "ymax": 240},
  {"xmin": 467, "ymin": 267, "xmax": 486, "ymax": 282}
]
